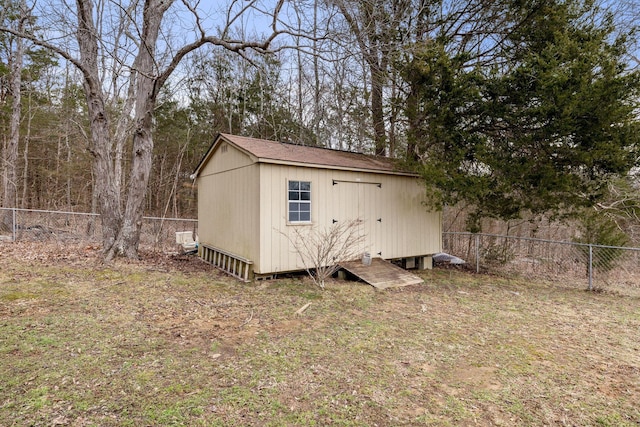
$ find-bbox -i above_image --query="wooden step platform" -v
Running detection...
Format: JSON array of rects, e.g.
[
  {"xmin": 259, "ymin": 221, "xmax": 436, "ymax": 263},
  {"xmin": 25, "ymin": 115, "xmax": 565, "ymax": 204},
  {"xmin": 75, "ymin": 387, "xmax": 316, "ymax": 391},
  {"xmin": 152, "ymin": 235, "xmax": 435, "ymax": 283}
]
[
  {"xmin": 199, "ymin": 244, "xmax": 253, "ymax": 282},
  {"xmin": 339, "ymin": 258, "xmax": 424, "ymax": 289}
]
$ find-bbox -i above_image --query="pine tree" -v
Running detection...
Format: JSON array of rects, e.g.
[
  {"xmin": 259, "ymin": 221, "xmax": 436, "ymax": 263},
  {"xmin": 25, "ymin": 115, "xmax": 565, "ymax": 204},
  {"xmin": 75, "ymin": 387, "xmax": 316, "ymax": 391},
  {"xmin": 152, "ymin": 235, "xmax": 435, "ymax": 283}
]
[{"xmin": 403, "ymin": 0, "xmax": 640, "ymax": 231}]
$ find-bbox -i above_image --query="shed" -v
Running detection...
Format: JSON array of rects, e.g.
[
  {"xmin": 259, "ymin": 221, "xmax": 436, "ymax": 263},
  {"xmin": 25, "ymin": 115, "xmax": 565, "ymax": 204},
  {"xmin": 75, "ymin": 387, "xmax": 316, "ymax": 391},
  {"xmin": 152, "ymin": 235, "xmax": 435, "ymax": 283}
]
[{"xmin": 192, "ymin": 133, "xmax": 442, "ymax": 281}]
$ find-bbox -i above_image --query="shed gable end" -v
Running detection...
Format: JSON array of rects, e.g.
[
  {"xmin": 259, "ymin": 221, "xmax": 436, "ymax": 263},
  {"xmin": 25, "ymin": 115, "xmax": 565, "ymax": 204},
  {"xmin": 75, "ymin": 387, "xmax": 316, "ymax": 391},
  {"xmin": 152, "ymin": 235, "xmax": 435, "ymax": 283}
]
[{"xmin": 199, "ymin": 140, "xmax": 255, "ymax": 177}]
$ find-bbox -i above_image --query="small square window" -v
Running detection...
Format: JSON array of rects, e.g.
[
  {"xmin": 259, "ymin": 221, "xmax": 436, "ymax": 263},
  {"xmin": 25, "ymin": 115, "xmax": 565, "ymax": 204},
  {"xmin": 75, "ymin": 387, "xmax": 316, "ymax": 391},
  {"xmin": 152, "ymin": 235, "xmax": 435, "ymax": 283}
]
[{"xmin": 288, "ymin": 180, "xmax": 311, "ymax": 223}]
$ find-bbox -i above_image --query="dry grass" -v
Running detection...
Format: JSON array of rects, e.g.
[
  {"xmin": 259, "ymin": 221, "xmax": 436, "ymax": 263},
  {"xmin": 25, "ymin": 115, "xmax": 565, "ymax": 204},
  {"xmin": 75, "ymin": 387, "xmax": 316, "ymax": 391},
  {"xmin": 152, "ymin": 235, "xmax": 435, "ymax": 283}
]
[{"xmin": 0, "ymin": 243, "xmax": 639, "ymax": 426}]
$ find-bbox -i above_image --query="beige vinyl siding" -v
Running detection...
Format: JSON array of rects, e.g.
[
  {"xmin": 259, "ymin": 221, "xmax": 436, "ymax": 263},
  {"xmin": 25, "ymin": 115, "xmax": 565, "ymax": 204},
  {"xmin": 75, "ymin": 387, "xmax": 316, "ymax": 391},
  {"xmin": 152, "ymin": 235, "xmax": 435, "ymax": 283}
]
[
  {"xmin": 257, "ymin": 164, "xmax": 441, "ymax": 274},
  {"xmin": 257, "ymin": 164, "xmax": 320, "ymax": 274},
  {"xmin": 382, "ymin": 176, "xmax": 442, "ymax": 258},
  {"xmin": 326, "ymin": 171, "xmax": 441, "ymax": 260},
  {"xmin": 197, "ymin": 144, "xmax": 260, "ymax": 267},
  {"xmin": 198, "ymin": 141, "xmax": 254, "ymax": 174}
]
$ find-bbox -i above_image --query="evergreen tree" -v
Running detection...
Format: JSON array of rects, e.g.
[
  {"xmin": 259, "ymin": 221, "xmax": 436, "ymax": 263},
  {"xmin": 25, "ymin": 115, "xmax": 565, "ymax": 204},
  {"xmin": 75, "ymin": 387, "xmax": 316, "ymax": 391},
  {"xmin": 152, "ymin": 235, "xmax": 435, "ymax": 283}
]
[{"xmin": 403, "ymin": 0, "xmax": 640, "ymax": 231}]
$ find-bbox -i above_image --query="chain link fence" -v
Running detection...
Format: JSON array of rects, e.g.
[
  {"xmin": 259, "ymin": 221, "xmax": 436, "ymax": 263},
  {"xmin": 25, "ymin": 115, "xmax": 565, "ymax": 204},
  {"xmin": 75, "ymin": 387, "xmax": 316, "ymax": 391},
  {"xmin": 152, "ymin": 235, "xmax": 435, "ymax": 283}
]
[
  {"xmin": 443, "ymin": 232, "xmax": 640, "ymax": 294},
  {"xmin": 0, "ymin": 207, "xmax": 197, "ymax": 252},
  {"xmin": 2, "ymin": 208, "xmax": 640, "ymax": 294}
]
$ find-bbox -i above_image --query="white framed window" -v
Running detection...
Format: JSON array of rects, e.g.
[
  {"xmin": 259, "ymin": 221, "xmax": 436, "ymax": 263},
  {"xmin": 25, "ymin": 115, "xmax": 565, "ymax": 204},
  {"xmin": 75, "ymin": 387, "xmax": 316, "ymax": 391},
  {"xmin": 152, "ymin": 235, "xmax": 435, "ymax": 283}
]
[{"xmin": 288, "ymin": 180, "xmax": 311, "ymax": 223}]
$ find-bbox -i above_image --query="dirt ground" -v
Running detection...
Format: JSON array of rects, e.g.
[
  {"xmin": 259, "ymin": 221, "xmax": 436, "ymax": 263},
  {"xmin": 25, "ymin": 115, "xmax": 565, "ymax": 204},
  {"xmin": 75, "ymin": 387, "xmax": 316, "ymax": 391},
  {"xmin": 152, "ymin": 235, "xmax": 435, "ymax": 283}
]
[
  {"xmin": 0, "ymin": 241, "xmax": 213, "ymax": 271},
  {"xmin": 1, "ymin": 242, "xmax": 639, "ymax": 426}
]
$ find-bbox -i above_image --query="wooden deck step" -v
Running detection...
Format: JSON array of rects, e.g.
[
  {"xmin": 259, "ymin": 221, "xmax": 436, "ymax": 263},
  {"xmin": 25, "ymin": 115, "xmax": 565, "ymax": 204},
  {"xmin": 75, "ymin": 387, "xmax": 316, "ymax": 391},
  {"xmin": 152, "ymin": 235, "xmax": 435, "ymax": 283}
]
[{"xmin": 339, "ymin": 258, "xmax": 424, "ymax": 289}]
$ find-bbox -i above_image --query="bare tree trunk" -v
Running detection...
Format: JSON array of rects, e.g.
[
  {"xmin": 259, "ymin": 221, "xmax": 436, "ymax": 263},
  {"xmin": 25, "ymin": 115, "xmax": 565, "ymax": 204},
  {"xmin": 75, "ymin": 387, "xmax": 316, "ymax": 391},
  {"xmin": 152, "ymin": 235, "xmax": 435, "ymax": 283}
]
[
  {"xmin": 21, "ymin": 116, "xmax": 29, "ymax": 209},
  {"xmin": 105, "ymin": 0, "xmax": 169, "ymax": 259},
  {"xmin": 1, "ymin": 0, "xmax": 282, "ymax": 259},
  {"xmin": 21, "ymin": 91, "xmax": 33, "ymax": 209},
  {"xmin": 76, "ymin": 0, "xmax": 121, "ymax": 251},
  {"xmin": 370, "ymin": 61, "xmax": 386, "ymax": 156},
  {"xmin": 65, "ymin": 131, "xmax": 72, "ymax": 211},
  {"xmin": 312, "ymin": 0, "xmax": 322, "ymax": 146},
  {"xmin": 295, "ymin": 14, "xmax": 304, "ymax": 143},
  {"xmin": 405, "ymin": 81, "xmax": 420, "ymax": 161},
  {"xmin": 405, "ymin": 0, "xmax": 432, "ymax": 161},
  {"xmin": 1, "ymin": 9, "xmax": 24, "ymax": 231},
  {"xmin": 334, "ymin": 0, "xmax": 393, "ymax": 156},
  {"xmin": 388, "ymin": 72, "xmax": 398, "ymax": 158},
  {"xmin": 111, "ymin": 112, "xmax": 154, "ymax": 259}
]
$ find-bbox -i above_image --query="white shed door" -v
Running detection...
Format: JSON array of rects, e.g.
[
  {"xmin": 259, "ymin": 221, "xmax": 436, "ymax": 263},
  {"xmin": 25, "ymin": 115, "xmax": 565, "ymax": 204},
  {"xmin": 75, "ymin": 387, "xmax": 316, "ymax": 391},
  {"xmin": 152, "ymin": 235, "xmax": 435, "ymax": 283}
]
[{"xmin": 329, "ymin": 179, "xmax": 383, "ymax": 259}]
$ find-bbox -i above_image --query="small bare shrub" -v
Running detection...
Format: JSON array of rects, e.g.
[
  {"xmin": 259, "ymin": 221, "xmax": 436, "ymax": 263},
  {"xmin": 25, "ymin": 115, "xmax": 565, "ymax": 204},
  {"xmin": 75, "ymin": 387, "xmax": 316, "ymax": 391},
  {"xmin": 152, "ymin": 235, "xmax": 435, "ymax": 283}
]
[{"xmin": 282, "ymin": 219, "xmax": 365, "ymax": 289}]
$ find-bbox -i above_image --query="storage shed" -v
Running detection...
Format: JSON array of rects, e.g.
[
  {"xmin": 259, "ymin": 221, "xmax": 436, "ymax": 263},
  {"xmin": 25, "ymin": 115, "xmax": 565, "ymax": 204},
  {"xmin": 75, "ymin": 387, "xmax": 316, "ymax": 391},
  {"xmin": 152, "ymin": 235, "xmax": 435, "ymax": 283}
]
[{"xmin": 192, "ymin": 133, "xmax": 442, "ymax": 281}]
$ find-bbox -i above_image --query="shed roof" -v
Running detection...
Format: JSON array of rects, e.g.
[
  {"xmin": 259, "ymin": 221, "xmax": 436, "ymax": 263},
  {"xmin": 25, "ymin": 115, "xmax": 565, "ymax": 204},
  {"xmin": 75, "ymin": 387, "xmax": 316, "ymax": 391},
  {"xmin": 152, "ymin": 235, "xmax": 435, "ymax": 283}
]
[{"xmin": 193, "ymin": 133, "xmax": 416, "ymax": 177}]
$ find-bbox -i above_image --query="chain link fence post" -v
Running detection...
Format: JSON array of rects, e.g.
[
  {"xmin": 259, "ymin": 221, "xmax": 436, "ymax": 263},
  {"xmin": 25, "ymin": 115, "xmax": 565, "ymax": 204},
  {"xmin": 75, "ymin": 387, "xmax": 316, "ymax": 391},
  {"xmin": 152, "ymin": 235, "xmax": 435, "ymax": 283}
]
[
  {"xmin": 588, "ymin": 244, "xmax": 593, "ymax": 291},
  {"xmin": 475, "ymin": 233, "xmax": 480, "ymax": 273},
  {"xmin": 12, "ymin": 208, "xmax": 17, "ymax": 242}
]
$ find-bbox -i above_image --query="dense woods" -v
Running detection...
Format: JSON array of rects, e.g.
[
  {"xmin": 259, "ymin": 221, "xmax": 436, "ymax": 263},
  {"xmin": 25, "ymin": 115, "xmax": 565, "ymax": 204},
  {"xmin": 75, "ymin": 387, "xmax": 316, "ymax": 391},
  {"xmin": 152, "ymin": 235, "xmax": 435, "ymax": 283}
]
[{"xmin": 1, "ymin": 0, "xmax": 640, "ymax": 257}]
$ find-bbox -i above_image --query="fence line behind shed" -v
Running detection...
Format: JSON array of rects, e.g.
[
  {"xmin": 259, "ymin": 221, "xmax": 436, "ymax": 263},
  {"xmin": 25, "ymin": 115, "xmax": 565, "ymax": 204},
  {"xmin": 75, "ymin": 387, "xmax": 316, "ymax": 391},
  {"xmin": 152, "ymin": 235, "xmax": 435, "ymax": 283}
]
[
  {"xmin": 0, "ymin": 207, "xmax": 197, "ymax": 252},
  {"xmin": 2, "ymin": 208, "xmax": 640, "ymax": 295},
  {"xmin": 443, "ymin": 232, "xmax": 640, "ymax": 295}
]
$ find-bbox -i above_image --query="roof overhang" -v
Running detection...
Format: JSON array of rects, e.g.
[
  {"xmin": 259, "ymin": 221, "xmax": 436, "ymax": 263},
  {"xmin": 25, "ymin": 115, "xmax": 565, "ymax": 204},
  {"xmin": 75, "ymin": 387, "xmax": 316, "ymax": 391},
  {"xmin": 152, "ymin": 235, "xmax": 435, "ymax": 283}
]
[
  {"xmin": 255, "ymin": 158, "xmax": 419, "ymax": 177},
  {"xmin": 191, "ymin": 133, "xmax": 419, "ymax": 180}
]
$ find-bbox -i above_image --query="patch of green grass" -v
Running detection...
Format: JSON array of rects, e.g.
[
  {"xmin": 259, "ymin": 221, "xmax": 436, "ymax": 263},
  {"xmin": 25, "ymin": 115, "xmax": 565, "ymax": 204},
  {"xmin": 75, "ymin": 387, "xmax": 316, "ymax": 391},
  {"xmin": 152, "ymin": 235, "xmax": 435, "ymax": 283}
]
[
  {"xmin": 0, "ymin": 290, "xmax": 38, "ymax": 301},
  {"xmin": 1, "ymin": 251, "xmax": 639, "ymax": 426},
  {"xmin": 219, "ymin": 385, "xmax": 261, "ymax": 411},
  {"xmin": 441, "ymin": 395, "xmax": 471, "ymax": 422},
  {"xmin": 25, "ymin": 386, "xmax": 51, "ymax": 411},
  {"xmin": 505, "ymin": 396, "xmax": 537, "ymax": 424},
  {"xmin": 595, "ymin": 413, "xmax": 630, "ymax": 427},
  {"xmin": 143, "ymin": 393, "xmax": 210, "ymax": 426}
]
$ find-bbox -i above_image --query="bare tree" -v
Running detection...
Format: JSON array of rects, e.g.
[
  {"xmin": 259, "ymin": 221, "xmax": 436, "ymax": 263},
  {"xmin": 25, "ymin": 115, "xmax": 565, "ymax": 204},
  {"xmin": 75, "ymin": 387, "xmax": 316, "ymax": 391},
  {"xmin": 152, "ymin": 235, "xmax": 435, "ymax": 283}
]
[
  {"xmin": 282, "ymin": 219, "xmax": 365, "ymax": 289},
  {"xmin": 331, "ymin": 0, "xmax": 415, "ymax": 156},
  {"xmin": 0, "ymin": 0, "xmax": 285, "ymax": 259},
  {"xmin": 606, "ymin": 0, "xmax": 640, "ymax": 69},
  {"xmin": 0, "ymin": 0, "xmax": 29, "ymax": 231}
]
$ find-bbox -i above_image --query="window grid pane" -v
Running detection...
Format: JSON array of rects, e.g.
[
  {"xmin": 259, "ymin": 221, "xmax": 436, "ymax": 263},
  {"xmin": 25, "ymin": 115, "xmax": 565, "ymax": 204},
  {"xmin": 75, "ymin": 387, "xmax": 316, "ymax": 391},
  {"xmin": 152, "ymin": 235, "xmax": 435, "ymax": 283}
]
[{"xmin": 288, "ymin": 180, "xmax": 311, "ymax": 222}]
